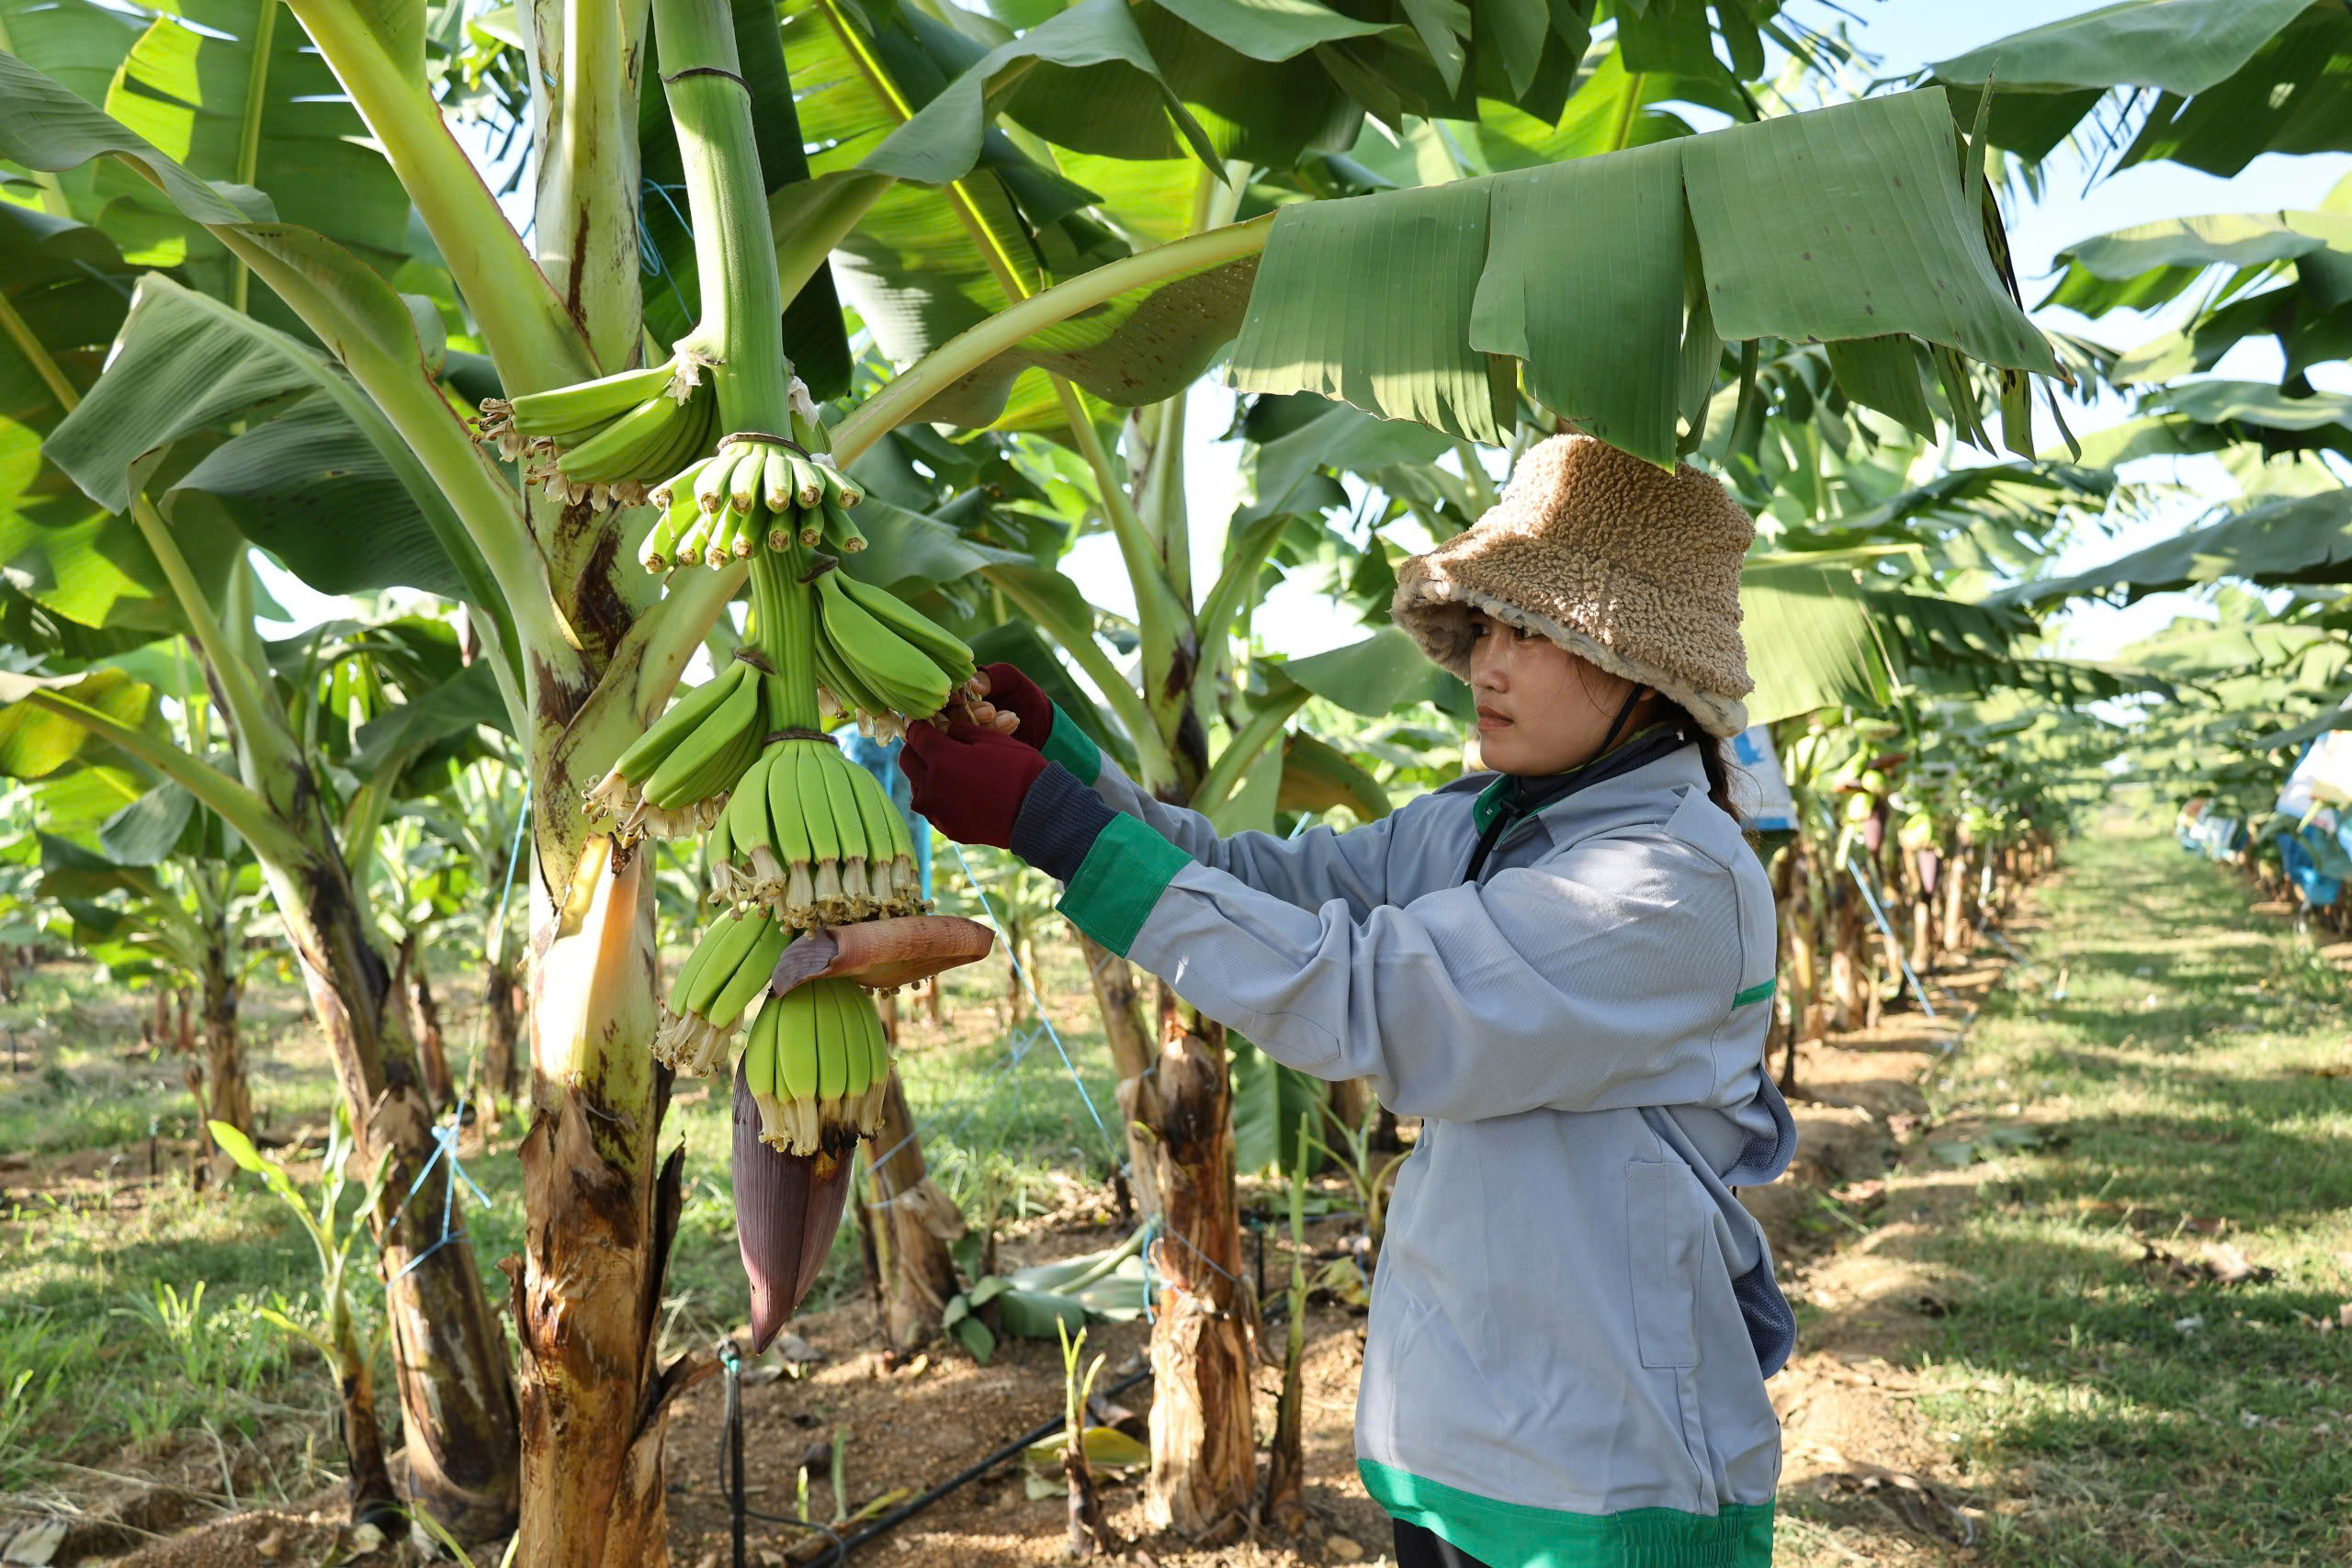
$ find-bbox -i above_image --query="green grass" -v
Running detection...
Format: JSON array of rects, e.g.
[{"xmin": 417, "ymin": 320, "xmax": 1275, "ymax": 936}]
[
  {"xmin": 1787, "ymin": 816, "xmax": 2352, "ymax": 1567},
  {"xmin": 0, "ymin": 927, "xmax": 1127, "ymax": 1493}
]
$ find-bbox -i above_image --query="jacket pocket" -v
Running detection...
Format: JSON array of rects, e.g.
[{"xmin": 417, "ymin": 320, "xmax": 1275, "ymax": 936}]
[{"xmin": 1625, "ymin": 1160, "xmax": 1704, "ymax": 1369}]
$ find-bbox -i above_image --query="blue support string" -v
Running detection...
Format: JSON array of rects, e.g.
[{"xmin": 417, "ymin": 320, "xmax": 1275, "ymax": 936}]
[
  {"xmin": 637, "ymin": 179, "xmax": 696, "ymax": 323},
  {"xmin": 944, "ymin": 840, "xmax": 1118, "ymax": 1162}
]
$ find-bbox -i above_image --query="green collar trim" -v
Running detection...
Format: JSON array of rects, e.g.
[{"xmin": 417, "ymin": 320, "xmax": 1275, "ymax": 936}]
[
  {"xmin": 1042, "ymin": 701, "xmax": 1102, "ymax": 783},
  {"xmin": 1359, "ymin": 1461, "xmax": 1774, "ymax": 1568},
  {"xmin": 1469, "ymin": 723, "xmax": 1679, "ymax": 836},
  {"xmin": 1473, "ymin": 773, "xmax": 1511, "ymax": 834},
  {"xmin": 1057, "ymin": 813, "xmax": 1188, "ymax": 957}
]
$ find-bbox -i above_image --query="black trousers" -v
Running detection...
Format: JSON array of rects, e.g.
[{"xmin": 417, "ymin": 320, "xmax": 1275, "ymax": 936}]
[{"xmin": 1394, "ymin": 1517, "xmax": 1495, "ymax": 1568}]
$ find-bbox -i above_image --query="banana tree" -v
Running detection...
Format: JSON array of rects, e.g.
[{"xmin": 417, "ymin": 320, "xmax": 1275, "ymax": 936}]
[{"xmin": 0, "ymin": 604, "xmax": 522, "ymax": 1532}]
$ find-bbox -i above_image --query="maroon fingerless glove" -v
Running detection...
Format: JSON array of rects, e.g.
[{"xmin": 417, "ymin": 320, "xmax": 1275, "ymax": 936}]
[
  {"xmin": 978, "ymin": 662, "xmax": 1054, "ymax": 749},
  {"xmin": 902, "ymin": 716, "xmax": 1115, "ymax": 879}
]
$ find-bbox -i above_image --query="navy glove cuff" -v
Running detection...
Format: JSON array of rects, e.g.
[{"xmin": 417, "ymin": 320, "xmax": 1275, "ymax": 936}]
[{"xmin": 1009, "ymin": 761, "xmax": 1116, "ymax": 882}]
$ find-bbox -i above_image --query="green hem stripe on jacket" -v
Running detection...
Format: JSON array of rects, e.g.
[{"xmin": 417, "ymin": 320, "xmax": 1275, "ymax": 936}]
[
  {"xmin": 1057, "ymin": 814, "xmax": 1187, "ymax": 956},
  {"xmin": 1358, "ymin": 1461, "xmax": 1774, "ymax": 1568},
  {"xmin": 1043, "ymin": 701, "xmax": 1102, "ymax": 783},
  {"xmin": 1732, "ymin": 977, "xmax": 1776, "ymax": 1009}
]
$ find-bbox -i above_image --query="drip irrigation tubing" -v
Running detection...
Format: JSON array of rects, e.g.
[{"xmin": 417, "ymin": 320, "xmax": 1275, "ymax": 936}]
[{"xmin": 709, "ymin": 1285, "xmax": 1304, "ymax": 1562}]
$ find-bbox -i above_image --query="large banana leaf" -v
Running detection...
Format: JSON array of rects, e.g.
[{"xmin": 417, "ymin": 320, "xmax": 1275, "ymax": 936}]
[
  {"xmin": 862, "ymin": 0, "xmax": 1220, "ymax": 183},
  {"xmin": 0, "ymin": 55, "xmax": 516, "ymax": 658},
  {"xmin": 1999, "ymin": 488, "xmax": 2352, "ymax": 608},
  {"xmin": 0, "ymin": 0, "xmax": 142, "ymax": 213},
  {"xmin": 1230, "ymin": 89, "xmax": 2057, "ymax": 462},
  {"xmin": 2042, "ymin": 210, "xmax": 2352, "ymax": 318},
  {"xmin": 0, "ymin": 664, "xmax": 157, "ymax": 778},
  {"xmin": 41, "ymin": 274, "xmax": 487, "ymax": 604},
  {"xmin": 95, "ymin": 0, "xmax": 412, "ymax": 312},
  {"xmin": 1271, "ymin": 626, "xmax": 1464, "ymax": 717},
  {"xmin": 787, "ymin": 0, "xmax": 1132, "ymax": 432},
  {"xmin": 0, "ymin": 202, "xmax": 247, "ymax": 634},
  {"xmin": 1930, "ymin": 0, "xmax": 2352, "ymax": 177}
]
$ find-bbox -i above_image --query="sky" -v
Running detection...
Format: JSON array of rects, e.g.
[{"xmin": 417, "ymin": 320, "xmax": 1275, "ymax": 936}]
[{"xmin": 252, "ymin": 1, "xmax": 2352, "ymax": 675}]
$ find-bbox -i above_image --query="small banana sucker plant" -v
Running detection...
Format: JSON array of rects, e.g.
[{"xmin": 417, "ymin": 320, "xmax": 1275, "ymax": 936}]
[{"xmin": 210, "ymin": 1110, "xmax": 400, "ymax": 1529}]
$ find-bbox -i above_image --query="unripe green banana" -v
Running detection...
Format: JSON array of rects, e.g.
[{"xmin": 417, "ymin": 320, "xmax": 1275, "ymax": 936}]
[
  {"xmin": 725, "ymin": 445, "xmax": 763, "ymax": 514},
  {"xmin": 813, "ymin": 978, "xmax": 847, "ymax": 1105},
  {"xmin": 607, "ymin": 661, "xmax": 744, "ymax": 784},
  {"xmin": 821, "ymin": 463, "xmax": 864, "ymax": 511},
  {"xmin": 815, "ymin": 571, "xmax": 951, "ymax": 717},
  {"xmin": 684, "ymin": 910, "xmax": 767, "ymax": 1018},
  {"xmin": 768, "ymin": 739, "xmax": 818, "ymax": 920},
  {"xmin": 775, "ymin": 985, "xmax": 821, "ymax": 1103},
  {"xmin": 665, "ymin": 918, "xmax": 726, "ymax": 1019},
  {"xmin": 643, "ymin": 671, "xmax": 759, "ymax": 807},
  {"xmin": 695, "ymin": 448, "xmax": 735, "ymax": 513},
  {"xmin": 707, "ymin": 916, "xmax": 791, "ymax": 1031},
  {"xmin": 705, "ymin": 504, "xmax": 745, "ymax": 568},
  {"xmin": 741, "ymin": 996, "xmax": 781, "ymax": 1105},
  {"xmin": 832, "ymin": 574, "xmax": 975, "ymax": 682},
  {"xmin": 786, "ymin": 453, "xmax": 825, "ymax": 509},
  {"xmin": 761, "ymin": 447, "xmax": 793, "ymax": 514},
  {"xmin": 675, "ymin": 505, "xmax": 717, "ymax": 565},
  {"xmin": 501, "ymin": 362, "xmax": 677, "ymax": 435},
  {"xmin": 820, "ymin": 494, "xmax": 866, "ymax": 554},
  {"xmin": 554, "ymin": 394, "xmax": 673, "ymax": 483}
]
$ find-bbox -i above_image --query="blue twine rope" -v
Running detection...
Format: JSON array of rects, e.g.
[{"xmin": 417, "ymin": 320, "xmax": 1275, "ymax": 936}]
[
  {"xmin": 945, "ymin": 840, "xmax": 1118, "ymax": 1160},
  {"xmin": 638, "ymin": 179, "xmax": 696, "ymax": 322},
  {"xmin": 384, "ymin": 1089, "xmax": 492, "ymax": 1283},
  {"xmin": 494, "ymin": 783, "xmax": 531, "ymax": 920}
]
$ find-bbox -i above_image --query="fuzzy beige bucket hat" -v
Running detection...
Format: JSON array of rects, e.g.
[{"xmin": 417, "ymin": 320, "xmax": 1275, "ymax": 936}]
[{"xmin": 1391, "ymin": 434, "xmax": 1756, "ymax": 738}]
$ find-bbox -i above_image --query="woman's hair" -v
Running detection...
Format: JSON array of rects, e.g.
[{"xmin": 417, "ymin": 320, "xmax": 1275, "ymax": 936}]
[{"xmin": 1659, "ymin": 699, "xmax": 1747, "ymax": 827}]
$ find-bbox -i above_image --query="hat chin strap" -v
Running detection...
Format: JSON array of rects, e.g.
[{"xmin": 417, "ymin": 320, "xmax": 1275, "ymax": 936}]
[{"xmin": 1592, "ymin": 682, "xmax": 1647, "ymax": 760}]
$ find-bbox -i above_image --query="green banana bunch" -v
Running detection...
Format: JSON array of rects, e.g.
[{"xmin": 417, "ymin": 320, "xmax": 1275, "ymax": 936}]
[
  {"xmin": 808, "ymin": 559, "xmax": 976, "ymax": 735},
  {"xmin": 711, "ymin": 737, "xmax": 925, "ymax": 926},
  {"xmin": 582, "ymin": 654, "xmax": 776, "ymax": 839},
  {"xmin": 741, "ymin": 976, "xmax": 890, "ymax": 1156},
  {"xmin": 653, "ymin": 908, "xmax": 794, "ymax": 1076},
  {"xmin": 474, "ymin": 354, "xmax": 718, "ymax": 511},
  {"xmin": 639, "ymin": 436, "xmax": 865, "ymax": 574}
]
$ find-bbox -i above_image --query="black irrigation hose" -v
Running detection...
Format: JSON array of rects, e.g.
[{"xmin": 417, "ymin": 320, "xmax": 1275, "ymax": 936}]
[
  {"xmin": 717, "ymin": 1291, "xmax": 1305, "ymax": 1562},
  {"xmin": 716, "ymin": 1353, "xmax": 1155, "ymax": 1564}
]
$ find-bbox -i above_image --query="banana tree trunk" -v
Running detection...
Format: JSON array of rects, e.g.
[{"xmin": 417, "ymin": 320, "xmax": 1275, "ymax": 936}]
[
  {"xmin": 1827, "ymin": 882, "xmax": 1860, "ymax": 1032},
  {"xmin": 413, "ymin": 944, "xmax": 452, "ymax": 1111},
  {"xmin": 198, "ymin": 939, "xmax": 252, "ymax": 1179},
  {"xmin": 1074, "ymin": 928, "xmax": 1161, "ymax": 1220},
  {"xmin": 480, "ymin": 953, "xmax": 525, "ymax": 1132},
  {"xmin": 395, "ymin": 932, "xmax": 456, "ymax": 1111},
  {"xmin": 510, "ymin": 831, "xmax": 705, "ymax": 1568},
  {"xmin": 1131, "ymin": 984, "xmax": 1255, "ymax": 1540},
  {"xmin": 1943, "ymin": 840, "xmax": 1971, "ymax": 961},
  {"xmin": 257, "ymin": 849, "xmax": 522, "ymax": 1539},
  {"xmin": 859, "ymin": 1069, "xmax": 964, "ymax": 1349}
]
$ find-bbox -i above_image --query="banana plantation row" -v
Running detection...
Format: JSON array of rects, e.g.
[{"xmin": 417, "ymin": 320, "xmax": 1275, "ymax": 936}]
[{"xmin": 3, "ymin": 0, "xmax": 2346, "ymax": 1561}]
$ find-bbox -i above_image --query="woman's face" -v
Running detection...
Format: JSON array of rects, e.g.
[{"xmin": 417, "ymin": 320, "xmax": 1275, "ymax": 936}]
[{"xmin": 1466, "ymin": 610, "xmax": 1649, "ymax": 776}]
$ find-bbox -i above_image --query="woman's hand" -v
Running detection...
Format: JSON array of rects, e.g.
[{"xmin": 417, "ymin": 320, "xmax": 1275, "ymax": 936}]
[
  {"xmin": 901, "ymin": 718, "xmax": 1050, "ymax": 849},
  {"xmin": 957, "ymin": 662, "xmax": 1052, "ymax": 746}
]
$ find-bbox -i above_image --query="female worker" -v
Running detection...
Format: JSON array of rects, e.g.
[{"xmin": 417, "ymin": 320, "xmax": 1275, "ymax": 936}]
[{"xmin": 903, "ymin": 434, "xmax": 1795, "ymax": 1568}]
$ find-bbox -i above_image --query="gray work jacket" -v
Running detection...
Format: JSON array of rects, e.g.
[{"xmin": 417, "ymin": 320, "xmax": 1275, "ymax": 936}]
[{"xmin": 1042, "ymin": 723, "xmax": 1793, "ymax": 1566}]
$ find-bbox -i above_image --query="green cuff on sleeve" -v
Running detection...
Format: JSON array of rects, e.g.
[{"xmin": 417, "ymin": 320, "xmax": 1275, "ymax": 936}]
[
  {"xmin": 1057, "ymin": 814, "xmax": 1188, "ymax": 956},
  {"xmin": 1042, "ymin": 701, "xmax": 1102, "ymax": 783}
]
